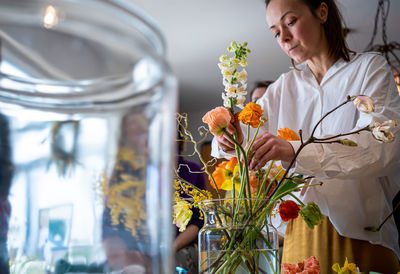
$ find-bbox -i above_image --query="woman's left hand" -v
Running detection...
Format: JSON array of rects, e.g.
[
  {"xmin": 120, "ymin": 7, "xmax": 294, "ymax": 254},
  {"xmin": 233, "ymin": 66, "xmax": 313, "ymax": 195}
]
[{"xmin": 247, "ymin": 132, "xmax": 295, "ymax": 170}]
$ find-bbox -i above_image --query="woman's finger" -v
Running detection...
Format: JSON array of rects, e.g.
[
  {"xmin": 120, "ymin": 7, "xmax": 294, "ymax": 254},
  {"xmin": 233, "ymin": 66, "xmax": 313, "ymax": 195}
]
[{"xmin": 217, "ymin": 134, "xmax": 236, "ymax": 152}]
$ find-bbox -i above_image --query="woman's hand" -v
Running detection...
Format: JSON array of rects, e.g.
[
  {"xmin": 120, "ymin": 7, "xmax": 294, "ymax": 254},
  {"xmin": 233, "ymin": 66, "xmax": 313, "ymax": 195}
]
[
  {"xmin": 216, "ymin": 115, "xmax": 244, "ymax": 152},
  {"xmin": 247, "ymin": 132, "xmax": 295, "ymax": 170}
]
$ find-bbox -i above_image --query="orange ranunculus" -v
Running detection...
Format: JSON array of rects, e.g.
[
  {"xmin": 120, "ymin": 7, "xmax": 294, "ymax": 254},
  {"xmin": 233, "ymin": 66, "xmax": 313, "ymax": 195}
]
[
  {"xmin": 202, "ymin": 107, "xmax": 232, "ymax": 136},
  {"xmin": 209, "ymin": 157, "xmax": 238, "ymax": 189},
  {"xmin": 277, "ymin": 128, "xmax": 300, "ymax": 141},
  {"xmin": 238, "ymin": 102, "xmax": 264, "ymax": 128}
]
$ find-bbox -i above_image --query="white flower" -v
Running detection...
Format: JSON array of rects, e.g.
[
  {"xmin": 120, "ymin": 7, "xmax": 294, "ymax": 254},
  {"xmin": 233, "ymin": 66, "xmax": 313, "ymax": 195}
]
[
  {"xmin": 353, "ymin": 95, "xmax": 375, "ymax": 113},
  {"xmin": 222, "ymin": 77, "xmax": 232, "ymax": 87},
  {"xmin": 223, "ymin": 69, "xmax": 235, "ymax": 77},
  {"xmin": 240, "ymin": 59, "xmax": 248, "ymax": 67},
  {"xmin": 371, "ymin": 120, "xmax": 398, "ymax": 143},
  {"xmin": 236, "ymin": 95, "xmax": 246, "ymax": 108},
  {"xmin": 219, "ymin": 54, "xmax": 229, "ymax": 63},
  {"xmin": 225, "ymin": 84, "xmax": 238, "ymax": 94},
  {"xmin": 237, "ymin": 85, "xmax": 247, "ymax": 95},
  {"xmin": 218, "ymin": 62, "xmax": 230, "ymax": 71},
  {"xmin": 236, "ymin": 69, "xmax": 247, "ymax": 83},
  {"xmin": 230, "ymin": 57, "xmax": 240, "ymax": 65}
]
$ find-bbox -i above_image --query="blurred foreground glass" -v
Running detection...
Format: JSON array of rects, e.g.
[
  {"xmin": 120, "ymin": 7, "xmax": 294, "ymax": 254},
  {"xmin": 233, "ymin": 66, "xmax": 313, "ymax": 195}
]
[{"xmin": 0, "ymin": 0, "xmax": 177, "ymax": 273}]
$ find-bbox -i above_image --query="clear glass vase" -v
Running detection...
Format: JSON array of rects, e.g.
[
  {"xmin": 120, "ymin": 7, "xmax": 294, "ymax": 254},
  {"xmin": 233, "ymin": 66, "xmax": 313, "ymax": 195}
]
[
  {"xmin": 198, "ymin": 199, "xmax": 280, "ymax": 274},
  {"xmin": 0, "ymin": 1, "xmax": 177, "ymax": 273}
]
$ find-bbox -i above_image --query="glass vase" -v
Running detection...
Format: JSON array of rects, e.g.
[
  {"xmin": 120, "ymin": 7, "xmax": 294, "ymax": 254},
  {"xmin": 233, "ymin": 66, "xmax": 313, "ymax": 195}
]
[
  {"xmin": 198, "ymin": 199, "xmax": 280, "ymax": 274},
  {"xmin": 0, "ymin": 1, "xmax": 177, "ymax": 273}
]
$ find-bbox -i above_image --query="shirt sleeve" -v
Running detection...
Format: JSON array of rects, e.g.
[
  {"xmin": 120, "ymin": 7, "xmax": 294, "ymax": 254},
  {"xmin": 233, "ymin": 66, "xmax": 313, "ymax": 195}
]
[{"xmin": 291, "ymin": 55, "xmax": 400, "ymax": 179}]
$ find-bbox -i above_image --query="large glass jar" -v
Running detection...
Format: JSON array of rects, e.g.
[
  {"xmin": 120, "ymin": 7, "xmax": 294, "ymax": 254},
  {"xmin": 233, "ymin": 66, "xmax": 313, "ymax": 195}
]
[
  {"xmin": 0, "ymin": 1, "xmax": 177, "ymax": 273},
  {"xmin": 198, "ymin": 199, "xmax": 280, "ymax": 274}
]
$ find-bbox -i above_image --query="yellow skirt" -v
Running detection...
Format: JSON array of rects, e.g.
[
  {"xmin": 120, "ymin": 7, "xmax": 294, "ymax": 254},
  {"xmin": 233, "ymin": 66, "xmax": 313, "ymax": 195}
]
[{"xmin": 282, "ymin": 216, "xmax": 400, "ymax": 273}]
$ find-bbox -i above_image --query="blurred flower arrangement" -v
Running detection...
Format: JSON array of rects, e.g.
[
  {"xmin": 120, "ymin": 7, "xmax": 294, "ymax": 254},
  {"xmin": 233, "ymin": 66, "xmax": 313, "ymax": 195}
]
[{"xmin": 173, "ymin": 41, "xmax": 398, "ymax": 274}]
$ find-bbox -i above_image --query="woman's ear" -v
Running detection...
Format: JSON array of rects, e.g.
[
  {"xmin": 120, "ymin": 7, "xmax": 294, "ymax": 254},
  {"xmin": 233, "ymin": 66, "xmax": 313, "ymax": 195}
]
[{"xmin": 318, "ymin": 2, "xmax": 328, "ymax": 23}]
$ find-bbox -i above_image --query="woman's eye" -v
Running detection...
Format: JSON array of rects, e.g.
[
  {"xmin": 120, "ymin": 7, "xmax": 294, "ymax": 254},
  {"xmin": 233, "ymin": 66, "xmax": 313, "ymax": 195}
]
[
  {"xmin": 288, "ymin": 19, "xmax": 297, "ymax": 26},
  {"xmin": 274, "ymin": 32, "xmax": 280, "ymax": 38}
]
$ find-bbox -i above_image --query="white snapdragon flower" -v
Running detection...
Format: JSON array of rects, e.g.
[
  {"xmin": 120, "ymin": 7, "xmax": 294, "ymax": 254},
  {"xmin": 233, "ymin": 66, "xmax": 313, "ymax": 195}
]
[
  {"xmin": 223, "ymin": 75, "xmax": 233, "ymax": 86},
  {"xmin": 218, "ymin": 41, "xmax": 250, "ymax": 109},
  {"xmin": 371, "ymin": 120, "xmax": 398, "ymax": 143},
  {"xmin": 236, "ymin": 69, "xmax": 247, "ymax": 83},
  {"xmin": 225, "ymin": 84, "xmax": 238, "ymax": 94},
  {"xmin": 240, "ymin": 59, "xmax": 248, "ymax": 67},
  {"xmin": 230, "ymin": 57, "xmax": 240, "ymax": 66},
  {"xmin": 219, "ymin": 54, "xmax": 229, "ymax": 63},
  {"xmin": 222, "ymin": 67, "xmax": 235, "ymax": 77},
  {"xmin": 218, "ymin": 62, "xmax": 230, "ymax": 71},
  {"xmin": 236, "ymin": 85, "xmax": 247, "ymax": 95},
  {"xmin": 236, "ymin": 95, "xmax": 246, "ymax": 108}
]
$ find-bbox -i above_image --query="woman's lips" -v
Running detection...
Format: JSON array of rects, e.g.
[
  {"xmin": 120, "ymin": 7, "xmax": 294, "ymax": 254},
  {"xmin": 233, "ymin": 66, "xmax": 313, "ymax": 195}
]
[{"xmin": 289, "ymin": 45, "xmax": 298, "ymax": 53}]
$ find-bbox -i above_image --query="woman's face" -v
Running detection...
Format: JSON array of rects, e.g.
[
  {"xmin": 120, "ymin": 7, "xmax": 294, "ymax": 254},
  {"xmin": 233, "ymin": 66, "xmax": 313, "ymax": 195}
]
[{"xmin": 266, "ymin": 0, "xmax": 327, "ymax": 64}]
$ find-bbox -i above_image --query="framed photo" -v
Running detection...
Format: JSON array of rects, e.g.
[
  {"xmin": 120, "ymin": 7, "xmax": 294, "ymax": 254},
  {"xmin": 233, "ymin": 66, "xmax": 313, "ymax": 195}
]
[{"xmin": 37, "ymin": 204, "xmax": 73, "ymax": 249}]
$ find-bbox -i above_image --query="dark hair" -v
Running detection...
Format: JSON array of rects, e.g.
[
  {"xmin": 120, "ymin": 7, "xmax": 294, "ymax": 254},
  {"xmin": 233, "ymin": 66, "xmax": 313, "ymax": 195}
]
[
  {"xmin": 250, "ymin": 80, "xmax": 274, "ymax": 101},
  {"xmin": 265, "ymin": 0, "xmax": 351, "ymax": 62}
]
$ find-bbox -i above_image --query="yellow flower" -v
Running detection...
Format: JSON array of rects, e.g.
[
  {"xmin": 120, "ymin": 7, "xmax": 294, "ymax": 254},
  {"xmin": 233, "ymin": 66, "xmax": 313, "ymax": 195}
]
[
  {"xmin": 238, "ymin": 102, "xmax": 264, "ymax": 128},
  {"xmin": 210, "ymin": 157, "xmax": 238, "ymax": 189},
  {"xmin": 277, "ymin": 128, "xmax": 300, "ymax": 141},
  {"xmin": 173, "ymin": 200, "xmax": 193, "ymax": 232},
  {"xmin": 332, "ymin": 257, "xmax": 358, "ymax": 274},
  {"xmin": 220, "ymin": 164, "xmax": 241, "ymax": 193}
]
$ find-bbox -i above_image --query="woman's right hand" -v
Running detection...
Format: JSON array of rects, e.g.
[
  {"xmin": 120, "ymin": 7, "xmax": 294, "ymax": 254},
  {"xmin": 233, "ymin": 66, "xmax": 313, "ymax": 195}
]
[{"xmin": 216, "ymin": 116, "xmax": 243, "ymax": 152}]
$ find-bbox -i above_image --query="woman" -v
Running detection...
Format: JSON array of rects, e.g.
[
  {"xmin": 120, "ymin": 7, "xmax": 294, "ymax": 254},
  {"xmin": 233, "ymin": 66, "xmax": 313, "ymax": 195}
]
[{"xmin": 212, "ymin": 0, "xmax": 400, "ymax": 272}]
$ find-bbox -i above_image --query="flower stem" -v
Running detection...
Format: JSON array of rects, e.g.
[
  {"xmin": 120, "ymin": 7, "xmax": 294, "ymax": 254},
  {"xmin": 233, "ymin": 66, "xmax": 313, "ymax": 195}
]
[{"xmin": 310, "ymin": 97, "xmax": 352, "ymax": 137}]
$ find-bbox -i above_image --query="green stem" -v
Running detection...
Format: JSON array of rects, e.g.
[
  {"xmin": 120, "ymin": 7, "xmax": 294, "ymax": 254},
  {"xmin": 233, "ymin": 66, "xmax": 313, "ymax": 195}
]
[{"xmin": 288, "ymin": 192, "xmax": 305, "ymax": 206}]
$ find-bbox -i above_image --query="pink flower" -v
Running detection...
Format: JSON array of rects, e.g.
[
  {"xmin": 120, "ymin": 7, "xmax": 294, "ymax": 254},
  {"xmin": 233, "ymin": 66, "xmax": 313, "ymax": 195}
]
[
  {"xmin": 353, "ymin": 95, "xmax": 375, "ymax": 113},
  {"xmin": 282, "ymin": 256, "xmax": 321, "ymax": 274},
  {"xmin": 202, "ymin": 107, "xmax": 232, "ymax": 136}
]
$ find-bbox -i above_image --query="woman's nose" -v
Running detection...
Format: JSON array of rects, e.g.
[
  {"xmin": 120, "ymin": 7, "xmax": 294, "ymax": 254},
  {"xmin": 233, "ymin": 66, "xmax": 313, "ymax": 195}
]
[{"xmin": 278, "ymin": 28, "xmax": 291, "ymax": 44}]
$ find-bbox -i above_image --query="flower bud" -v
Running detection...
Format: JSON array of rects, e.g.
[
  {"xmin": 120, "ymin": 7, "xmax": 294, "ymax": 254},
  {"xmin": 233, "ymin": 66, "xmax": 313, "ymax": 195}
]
[
  {"xmin": 299, "ymin": 202, "xmax": 323, "ymax": 229},
  {"xmin": 353, "ymin": 95, "xmax": 375, "ymax": 113},
  {"xmin": 338, "ymin": 139, "xmax": 358, "ymax": 146},
  {"xmin": 292, "ymin": 177, "xmax": 306, "ymax": 184}
]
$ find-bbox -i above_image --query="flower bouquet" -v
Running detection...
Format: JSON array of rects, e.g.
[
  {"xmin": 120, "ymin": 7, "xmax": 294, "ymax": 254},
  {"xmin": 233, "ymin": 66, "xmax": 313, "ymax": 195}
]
[{"xmin": 173, "ymin": 42, "xmax": 398, "ymax": 274}]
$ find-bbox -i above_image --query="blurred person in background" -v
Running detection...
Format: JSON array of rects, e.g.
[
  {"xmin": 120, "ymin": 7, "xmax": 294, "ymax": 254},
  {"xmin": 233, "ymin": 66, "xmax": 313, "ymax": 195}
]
[{"xmin": 250, "ymin": 80, "xmax": 274, "ymax": 102}]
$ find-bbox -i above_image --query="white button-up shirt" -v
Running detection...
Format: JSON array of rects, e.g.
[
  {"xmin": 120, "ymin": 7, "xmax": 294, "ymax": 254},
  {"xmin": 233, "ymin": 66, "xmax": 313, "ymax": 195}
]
[{"xmin": 212, "ymin": 52, "xmax": 400, "ymax": 258}]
